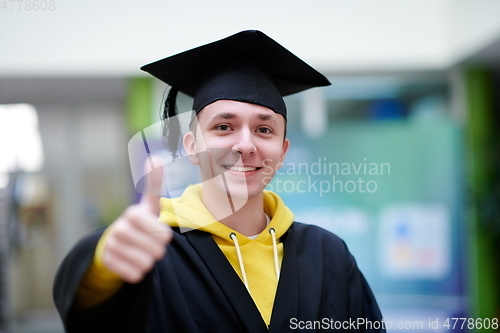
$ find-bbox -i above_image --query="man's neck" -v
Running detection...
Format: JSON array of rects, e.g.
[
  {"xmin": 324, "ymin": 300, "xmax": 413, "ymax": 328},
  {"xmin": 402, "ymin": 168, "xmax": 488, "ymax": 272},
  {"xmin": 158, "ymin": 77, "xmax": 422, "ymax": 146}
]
[{"xmin": 201, "ymin": 186, "xmax": 267, "ymax": 237}]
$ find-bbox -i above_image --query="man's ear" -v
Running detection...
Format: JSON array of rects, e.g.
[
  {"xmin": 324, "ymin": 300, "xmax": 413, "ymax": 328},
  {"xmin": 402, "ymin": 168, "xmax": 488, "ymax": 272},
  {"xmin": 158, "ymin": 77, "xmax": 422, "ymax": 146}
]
[
  {"xmin": 183, "ymin": 131, "xmax": 200, "ymax": 165},
  {"xmin": 279, "ymin": 138, "xmax": 290, "ymax": 165}
]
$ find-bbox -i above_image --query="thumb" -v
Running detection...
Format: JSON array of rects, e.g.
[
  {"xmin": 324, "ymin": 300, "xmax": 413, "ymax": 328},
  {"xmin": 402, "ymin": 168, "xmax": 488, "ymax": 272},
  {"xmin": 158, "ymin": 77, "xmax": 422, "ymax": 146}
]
[{"xmin": 139, "ymin": 155, "xmax": 164, "ymax": 215}]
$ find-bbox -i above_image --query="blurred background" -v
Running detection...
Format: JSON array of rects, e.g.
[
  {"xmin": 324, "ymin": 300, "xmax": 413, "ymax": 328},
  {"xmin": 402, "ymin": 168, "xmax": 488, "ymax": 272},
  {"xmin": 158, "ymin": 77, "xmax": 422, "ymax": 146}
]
[{"xmin": 1, "ymin": 0, "xmax": 500, "ymax": 332}]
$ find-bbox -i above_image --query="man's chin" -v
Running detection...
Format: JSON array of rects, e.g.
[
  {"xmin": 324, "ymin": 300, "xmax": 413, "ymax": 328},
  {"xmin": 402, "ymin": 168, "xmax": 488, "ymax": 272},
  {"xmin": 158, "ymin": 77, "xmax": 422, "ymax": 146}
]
[
  {"xmin": 201, "ymin": 175, "xmax": 264, "ymax": 200},
  {"xmin": 230, "ymin": 186, "xmax": 265, "ymax": 204},
  {"xmin": 224, "ymin": 182, "xmax": 251, "ymax": 200}
]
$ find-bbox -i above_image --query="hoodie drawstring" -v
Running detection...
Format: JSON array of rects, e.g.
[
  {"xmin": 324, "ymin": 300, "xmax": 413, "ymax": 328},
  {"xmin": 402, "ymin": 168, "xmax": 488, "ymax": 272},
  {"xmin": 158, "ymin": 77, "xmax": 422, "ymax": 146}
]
[
  {"xmin": 229, "ymin": 228, "xmax": 280, "ymax": 293},
  {"xmin": 230, "ymin": 232, "xmax": 250, "ymax": 291},
  {"xmin": 269, "ymin": 228, "xmax": 280, "ymax": 281}
]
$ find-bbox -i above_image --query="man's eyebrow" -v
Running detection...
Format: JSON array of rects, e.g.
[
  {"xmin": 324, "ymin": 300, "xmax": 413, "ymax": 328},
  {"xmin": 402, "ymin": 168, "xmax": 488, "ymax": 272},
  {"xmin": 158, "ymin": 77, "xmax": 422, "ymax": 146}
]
[
  {"xmin": 257, "ymin": 113, "xmax": 278, "ymax": 124},
  {"xmin": 209, "ymin": 112, "xmax": 278, "ymax": 124},
  {"xmin": 211, "ymin": 112, "xmax": 236, "ymax": 121}
]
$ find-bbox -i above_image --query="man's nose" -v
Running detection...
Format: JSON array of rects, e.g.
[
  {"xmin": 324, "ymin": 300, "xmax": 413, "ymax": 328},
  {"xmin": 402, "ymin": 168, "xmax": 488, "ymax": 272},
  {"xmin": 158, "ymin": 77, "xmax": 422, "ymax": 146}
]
[{"xmin": 232, "ymin": 128, "xmax": 256, "ymax": 156}]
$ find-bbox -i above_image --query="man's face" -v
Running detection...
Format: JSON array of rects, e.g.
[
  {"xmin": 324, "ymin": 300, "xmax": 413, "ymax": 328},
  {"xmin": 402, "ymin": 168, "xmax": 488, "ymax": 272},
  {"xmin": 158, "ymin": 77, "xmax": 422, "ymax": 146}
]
[{"xmin": 183, "ymin": 99, "xmax": 289, "ymax": 200}]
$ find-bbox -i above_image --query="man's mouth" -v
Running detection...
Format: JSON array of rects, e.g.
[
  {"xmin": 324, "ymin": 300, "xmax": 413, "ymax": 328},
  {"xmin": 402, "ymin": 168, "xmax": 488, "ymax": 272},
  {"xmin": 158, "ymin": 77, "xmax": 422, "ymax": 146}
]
[{"xmin": 222, "ymin": 165, "xmax": 261, "ymax": 172}]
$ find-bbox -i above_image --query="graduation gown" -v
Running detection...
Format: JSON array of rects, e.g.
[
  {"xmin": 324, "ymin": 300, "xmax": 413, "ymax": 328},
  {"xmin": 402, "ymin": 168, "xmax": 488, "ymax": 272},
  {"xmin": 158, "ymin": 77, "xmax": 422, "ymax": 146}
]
[{"xmin": 53, "ymin": 222, "xmax": 385, "ymax": 332}]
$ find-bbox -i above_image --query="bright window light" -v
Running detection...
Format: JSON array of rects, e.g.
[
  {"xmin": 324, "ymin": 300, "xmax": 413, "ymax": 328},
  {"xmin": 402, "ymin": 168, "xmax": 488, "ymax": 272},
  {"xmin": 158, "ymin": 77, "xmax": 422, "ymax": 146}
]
[{"xmin": 0, "ymin": 104, "xmax": 44, "ymax": 184}]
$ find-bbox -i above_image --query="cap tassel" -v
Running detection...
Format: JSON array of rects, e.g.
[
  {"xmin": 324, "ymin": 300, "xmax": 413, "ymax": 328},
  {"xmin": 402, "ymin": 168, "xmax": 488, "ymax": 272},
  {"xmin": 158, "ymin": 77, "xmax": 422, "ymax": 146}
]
[{"xmin": 161, "ymin": 87, "xmax": 182, "ymax": 159}]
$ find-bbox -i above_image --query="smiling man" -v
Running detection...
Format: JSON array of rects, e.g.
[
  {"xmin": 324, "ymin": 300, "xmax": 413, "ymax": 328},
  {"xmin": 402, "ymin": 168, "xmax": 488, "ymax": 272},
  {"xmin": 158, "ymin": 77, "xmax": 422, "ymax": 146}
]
[{"xmin": 53, "ymin": 31, "xmax": 385, "ymax": 333}]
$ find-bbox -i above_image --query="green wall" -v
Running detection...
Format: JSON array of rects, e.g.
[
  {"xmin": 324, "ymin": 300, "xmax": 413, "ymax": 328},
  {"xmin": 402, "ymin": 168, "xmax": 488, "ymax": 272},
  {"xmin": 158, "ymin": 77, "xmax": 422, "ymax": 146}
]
[
  {"xmin": 126, "ymin": 77, "xmax": 155, "ymax": 135},
  {"xmin": 465, "ymin": 67, "xmax": 499, "ymax": 321}
]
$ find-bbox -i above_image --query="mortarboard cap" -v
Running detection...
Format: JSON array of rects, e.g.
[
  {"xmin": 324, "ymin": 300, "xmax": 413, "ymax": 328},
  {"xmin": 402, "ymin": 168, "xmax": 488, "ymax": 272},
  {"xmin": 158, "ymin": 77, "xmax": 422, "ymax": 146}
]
[{"xmin": 141, "ymin": 30, "xmax": 331, "ymax": 118}]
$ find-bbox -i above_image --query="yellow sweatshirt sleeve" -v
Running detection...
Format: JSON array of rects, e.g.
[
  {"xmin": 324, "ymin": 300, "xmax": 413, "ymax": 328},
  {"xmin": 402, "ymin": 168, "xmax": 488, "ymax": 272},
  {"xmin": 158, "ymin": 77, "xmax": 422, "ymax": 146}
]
[{"xmin": 74, "ymin": 227, "xmax": 124, "ymax": 309}]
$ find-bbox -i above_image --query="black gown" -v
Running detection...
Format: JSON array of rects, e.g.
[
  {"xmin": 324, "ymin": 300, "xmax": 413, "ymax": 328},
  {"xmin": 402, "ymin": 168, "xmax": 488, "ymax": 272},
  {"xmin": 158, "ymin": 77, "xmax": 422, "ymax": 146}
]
[{"xmin": 53, "ymin": 222, "xmax": 386, "ymax": 332}]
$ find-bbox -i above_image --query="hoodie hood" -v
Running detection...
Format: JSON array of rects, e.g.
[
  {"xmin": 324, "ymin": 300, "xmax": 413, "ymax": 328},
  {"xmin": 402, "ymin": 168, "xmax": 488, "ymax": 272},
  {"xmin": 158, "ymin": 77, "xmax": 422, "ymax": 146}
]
[{"xmin": 159, "ymin": 183, "xmax": 294, "ymax": 244}]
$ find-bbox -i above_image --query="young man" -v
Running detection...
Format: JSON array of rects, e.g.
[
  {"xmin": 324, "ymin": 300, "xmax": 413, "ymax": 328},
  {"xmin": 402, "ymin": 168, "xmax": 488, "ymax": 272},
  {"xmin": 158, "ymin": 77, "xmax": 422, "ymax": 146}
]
[{"xmin": 53, "ymin": 30, "xmax": 385, "ymax": 332}]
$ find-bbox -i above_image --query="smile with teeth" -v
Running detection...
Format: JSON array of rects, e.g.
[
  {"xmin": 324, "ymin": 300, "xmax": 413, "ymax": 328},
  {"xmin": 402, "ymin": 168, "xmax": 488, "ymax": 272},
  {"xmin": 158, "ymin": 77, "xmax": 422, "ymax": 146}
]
[{"xmin": 223, "ymin": 165, "xmax": 261, "ymax": 172}]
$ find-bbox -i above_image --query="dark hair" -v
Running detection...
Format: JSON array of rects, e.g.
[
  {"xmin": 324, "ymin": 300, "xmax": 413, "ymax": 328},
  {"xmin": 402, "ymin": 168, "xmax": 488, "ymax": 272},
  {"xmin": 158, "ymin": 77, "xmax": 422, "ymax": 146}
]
[{"xmin": 160, "ymin": 87, "xmax": 182, "ymax": 159}]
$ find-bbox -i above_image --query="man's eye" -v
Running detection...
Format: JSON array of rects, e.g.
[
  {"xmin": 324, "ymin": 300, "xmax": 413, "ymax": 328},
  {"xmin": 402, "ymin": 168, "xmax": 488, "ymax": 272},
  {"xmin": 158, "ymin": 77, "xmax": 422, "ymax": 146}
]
[
  {"xmin": 216, "ymin": 125, "xmax": 231, "ymax": 131},
  {"xmin": 257, "ymin": 127, "xmax": 272, "ymax": 134}
]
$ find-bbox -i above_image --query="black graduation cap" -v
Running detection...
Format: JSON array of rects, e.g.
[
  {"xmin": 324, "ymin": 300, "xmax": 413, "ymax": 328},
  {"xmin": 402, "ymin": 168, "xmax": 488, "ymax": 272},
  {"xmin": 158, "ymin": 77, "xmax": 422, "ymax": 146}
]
[
  {"xmin": 141, "ymin": 30, "xmax": 330, "ymax": 118},
  {"xmin": 140, "ymin": 30, "xmax": 330, "ymax": 157}
]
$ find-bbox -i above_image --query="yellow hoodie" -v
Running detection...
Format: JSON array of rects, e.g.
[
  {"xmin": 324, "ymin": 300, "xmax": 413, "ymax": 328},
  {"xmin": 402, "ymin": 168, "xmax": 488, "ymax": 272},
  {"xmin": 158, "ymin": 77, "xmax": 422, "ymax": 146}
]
[
  {"xmin": 76, "ymin": 184, "xmax": 294, "ymax": 326},
  {"xmin": 159, "ymin": 184, "xmax": 294, "ymax": 325}
]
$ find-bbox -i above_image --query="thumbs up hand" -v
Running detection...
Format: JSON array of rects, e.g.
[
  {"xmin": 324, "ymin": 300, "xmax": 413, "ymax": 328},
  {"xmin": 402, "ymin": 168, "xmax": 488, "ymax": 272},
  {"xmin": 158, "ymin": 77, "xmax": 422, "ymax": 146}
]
[{"xmin": 102, "ymin": 156, "xmax": 172, "ymax": 284}]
